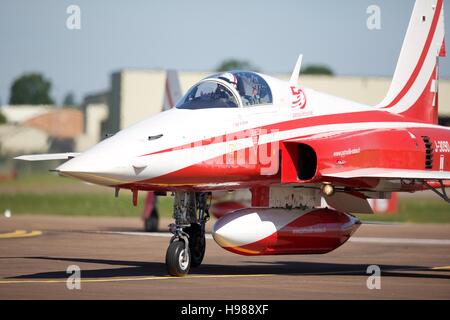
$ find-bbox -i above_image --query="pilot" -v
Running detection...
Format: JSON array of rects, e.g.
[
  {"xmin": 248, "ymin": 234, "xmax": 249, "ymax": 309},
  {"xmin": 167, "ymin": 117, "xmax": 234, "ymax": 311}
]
[{"xmin": 218, "ymin": 72, "xmax": 238, "ymax": 90}]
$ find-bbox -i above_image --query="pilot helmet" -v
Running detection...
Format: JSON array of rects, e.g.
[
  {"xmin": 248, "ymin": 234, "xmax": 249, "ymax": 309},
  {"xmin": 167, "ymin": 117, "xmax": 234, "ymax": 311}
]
[{"xmin": 218, "ymin": 72, "xmax": 238, "ymax": 89}]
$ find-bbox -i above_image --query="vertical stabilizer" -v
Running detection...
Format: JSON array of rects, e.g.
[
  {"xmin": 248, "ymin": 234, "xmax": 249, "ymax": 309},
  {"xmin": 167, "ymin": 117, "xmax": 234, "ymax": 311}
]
[
  {"xmin": 162, "ymin": 70, "xmax": 182, "ymax": 111},
  {"xmin": 377, "ymin": 0, "xmax": 445, "ymax": 124}
]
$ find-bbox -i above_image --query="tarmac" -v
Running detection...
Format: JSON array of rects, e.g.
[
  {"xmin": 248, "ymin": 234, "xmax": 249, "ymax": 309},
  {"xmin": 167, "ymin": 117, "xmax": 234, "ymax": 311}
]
[{"xmin": 0, "ymin": 215, "xmax": 449, "ymax": 299}]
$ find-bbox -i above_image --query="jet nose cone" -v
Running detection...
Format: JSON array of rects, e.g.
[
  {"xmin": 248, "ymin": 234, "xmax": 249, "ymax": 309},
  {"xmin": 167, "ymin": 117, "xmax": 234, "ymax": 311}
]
[
  {"xmin": 57, "ymin": 152, "xmax": 100, "ymax": 173},
  {"xmin": 56, "ymin": 154, "xmax": 118, "ymax": 185}
]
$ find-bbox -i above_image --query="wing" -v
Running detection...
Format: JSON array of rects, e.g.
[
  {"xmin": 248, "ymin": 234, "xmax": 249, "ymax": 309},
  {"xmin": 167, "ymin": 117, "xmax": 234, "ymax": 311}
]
[
  {"xmin": 14, "ymin": 153, "xmax": 80, "ymax": 161},
  {"xmin": 322, "ymin": 168, "xmax": 450, "ymax": 180},
  {"xmin": 319, "ymin": 168, "xmax": 450, "ymax": 213}
]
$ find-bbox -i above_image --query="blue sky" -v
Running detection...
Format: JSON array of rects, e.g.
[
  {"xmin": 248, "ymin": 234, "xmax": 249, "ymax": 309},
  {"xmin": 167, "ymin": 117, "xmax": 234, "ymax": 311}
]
[{"xmin": 1, "ymin": 0, "xmax": 449, "ymax": 104}]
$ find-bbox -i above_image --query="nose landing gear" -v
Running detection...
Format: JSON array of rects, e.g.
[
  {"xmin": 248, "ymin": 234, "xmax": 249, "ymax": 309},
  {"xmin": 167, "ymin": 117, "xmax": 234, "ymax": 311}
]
[{"xmin": 165, "ymin": 192, "xmax": 210, "ymax": 276}]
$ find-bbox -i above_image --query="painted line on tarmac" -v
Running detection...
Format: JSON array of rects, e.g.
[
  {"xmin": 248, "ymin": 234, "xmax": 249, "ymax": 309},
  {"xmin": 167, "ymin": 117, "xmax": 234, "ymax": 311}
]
[
  {"xmin": 1, "ymin": 265, "xmax": 447, "ymax": 285},
  {"xmin": 0, "ymin": 230, "xmax": 42, "ymax": 239},
  {"xmin": 93, "ymin": 231, "xmax": 213, "ymax": 239},
  {"xmin": 432, "ymin": 266, "xmax": 450, "ymax": 270},
  {"xmin": 0, "ymin": 273, "xmax": 273, "ymax": 285},
  {"xmin": 349, "ymin": 237, "xmax": 450, "ymax": 246},
  {"xmin": 93, "ymin": 231, "xmax": 450, "ymax": 246},
  {"xmin": 361, "ymin": 221, "xmax": 402, "ymax": 225}
]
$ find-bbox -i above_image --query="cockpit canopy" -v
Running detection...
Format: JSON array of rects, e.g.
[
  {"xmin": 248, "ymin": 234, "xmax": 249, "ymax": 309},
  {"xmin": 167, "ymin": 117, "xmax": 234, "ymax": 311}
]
[{"xmin": 176, "ymin": 71, "xmax": 273, "ymax": 110}]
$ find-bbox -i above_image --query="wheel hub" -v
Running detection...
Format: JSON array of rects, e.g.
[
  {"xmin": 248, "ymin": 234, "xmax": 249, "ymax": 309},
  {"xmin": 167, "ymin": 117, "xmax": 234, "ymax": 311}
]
[{"xmin": 179, "ymin": 248, "xmax": 189, "ymax": 270}]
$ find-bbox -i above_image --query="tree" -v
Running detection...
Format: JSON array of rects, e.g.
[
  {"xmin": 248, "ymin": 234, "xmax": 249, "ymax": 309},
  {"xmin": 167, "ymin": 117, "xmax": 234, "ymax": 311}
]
[
  {"xmin": 216, "ymin": 58, "xmax": 259, "ymax": 72},
  {"xmin": 62, "ymin": 92, "xmax": 76, "ymax": 106},
  {"xmin": 0, "ymin": 111, "xmax": 6, "ymax": 124},
  {"xmin": 9, "ymin": 73, "xmax": 55, "ymax": 105},
  {"xmin": 301, "ymin": 65, "xmax": 334, "ymax": 76}
]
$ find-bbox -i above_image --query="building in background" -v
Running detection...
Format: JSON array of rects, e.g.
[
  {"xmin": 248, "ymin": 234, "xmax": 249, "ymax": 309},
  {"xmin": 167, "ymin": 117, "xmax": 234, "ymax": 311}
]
[
  {"xmin": 0, "ymin": 125, "xmax": 49, "ymax": 155},
  {"xmin": 77, "ymin": 91, "xmax": 109, "ymax": 151},
  {"xmin": 0, "ymin": 105, "xmax": 83, "ymax": 155},
  {"xmin": 1, "ymin": 105, "xmax": 52, "ymax": 124}
]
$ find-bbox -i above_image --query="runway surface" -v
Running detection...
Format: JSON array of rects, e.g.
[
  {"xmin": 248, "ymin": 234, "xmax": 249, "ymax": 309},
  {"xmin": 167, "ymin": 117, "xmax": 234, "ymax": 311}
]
[{"xmin": 0, "ymin": 215, "xmax": 449, "ymax": 299}]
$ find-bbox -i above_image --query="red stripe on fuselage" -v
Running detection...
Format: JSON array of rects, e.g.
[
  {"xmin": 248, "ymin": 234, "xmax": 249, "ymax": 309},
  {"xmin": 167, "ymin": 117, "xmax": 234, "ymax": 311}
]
[{"xmin": 138, "ymin": 110, "xmax": 409, "ymax": 158}]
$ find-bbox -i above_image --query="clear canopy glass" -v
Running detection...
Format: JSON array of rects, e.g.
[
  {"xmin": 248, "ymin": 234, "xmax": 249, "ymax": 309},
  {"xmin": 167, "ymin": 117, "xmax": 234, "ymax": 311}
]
[
  {"xmin": 176, "ymin": 71, "xmax": 272, "ymax": 110},
  {"xmin": 176, "ymin": 81, "xmax": 238, "ymax": 109},
  {"xmin": 227, "ymin": 71, "xmax": 272, "ymax": 106}
]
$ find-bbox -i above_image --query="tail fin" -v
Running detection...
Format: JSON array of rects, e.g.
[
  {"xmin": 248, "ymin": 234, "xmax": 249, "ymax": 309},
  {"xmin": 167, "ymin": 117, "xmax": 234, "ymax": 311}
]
[
  {"xmin": 376, "ymin": 0, "xmax": 445, "ymax": 124},
  {"xmin": 162, "ymin": 69, "xmax": 182, "ymax": 111}
]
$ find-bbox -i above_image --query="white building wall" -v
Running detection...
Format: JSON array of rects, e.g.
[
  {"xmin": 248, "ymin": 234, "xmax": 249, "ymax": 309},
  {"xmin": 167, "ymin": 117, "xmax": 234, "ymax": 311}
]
[
  {"xmin": 75, "ymin": 103, "xmax": 108, "ymax": 151},
  {"xmin": 120, "ymin": 70, "xmax": 166, "ymax": 129},
  {"xmin": 0, "ymin": 125, "xmax": 49, "ymax": 154},
  {"xmin": 0, "ymin": 105, "xmax": 53, "ymax": 124}
]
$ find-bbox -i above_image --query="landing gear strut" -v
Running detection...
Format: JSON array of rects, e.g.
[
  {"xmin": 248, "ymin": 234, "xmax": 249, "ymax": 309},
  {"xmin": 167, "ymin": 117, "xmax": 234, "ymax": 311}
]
[{"xmin": 165, "ymin": 192, "xmax": 210, "ymax": 276}]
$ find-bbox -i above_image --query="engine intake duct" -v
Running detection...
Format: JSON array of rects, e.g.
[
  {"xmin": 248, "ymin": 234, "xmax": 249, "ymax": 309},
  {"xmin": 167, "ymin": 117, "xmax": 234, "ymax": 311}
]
[{"xmin": 281, "ymin": 142, "xmax": 318, "ymax": 183}]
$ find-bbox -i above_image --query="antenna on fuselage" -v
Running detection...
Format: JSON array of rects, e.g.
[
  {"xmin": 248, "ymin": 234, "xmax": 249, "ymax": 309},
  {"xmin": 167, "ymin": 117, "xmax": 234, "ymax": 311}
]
[{"xmin": 289, "ymin": 54, "xmax": 303, "ymax": 85}]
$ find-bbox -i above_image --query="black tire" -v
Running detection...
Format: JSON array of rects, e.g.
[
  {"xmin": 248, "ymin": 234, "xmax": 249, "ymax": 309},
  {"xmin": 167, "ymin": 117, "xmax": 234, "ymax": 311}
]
[
  {"xmin": 165, "ymin": 240, "xmax": 190, "ymax": 276},
  {"xmin": 185, "ymin": 223, "xmax": 206, "ymax": 268},
  {"xmin": 144, "ymin": 208, "xmax": 159, "ymax": 232}
]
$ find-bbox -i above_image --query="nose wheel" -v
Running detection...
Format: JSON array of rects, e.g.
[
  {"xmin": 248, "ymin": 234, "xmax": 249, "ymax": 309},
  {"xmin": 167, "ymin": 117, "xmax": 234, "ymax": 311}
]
[{"xmin": 166, "ymin": 240, "xmax": 191, "ymax": 276}]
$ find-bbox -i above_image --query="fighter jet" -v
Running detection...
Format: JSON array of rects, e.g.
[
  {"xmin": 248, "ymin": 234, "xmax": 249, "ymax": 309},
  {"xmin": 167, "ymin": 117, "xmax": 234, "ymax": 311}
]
[{"xmin": 17, "ymin": 0, "xmax": 449, "ymax": 276}]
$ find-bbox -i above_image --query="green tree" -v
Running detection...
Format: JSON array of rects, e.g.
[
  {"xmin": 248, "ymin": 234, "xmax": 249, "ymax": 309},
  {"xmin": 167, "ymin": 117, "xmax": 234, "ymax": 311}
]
[
  {"xmin": 216, "ymin": 58, "xmax": 259, "ymax": 72},
  {"xmin": 0, "ymin": 110, "xmax": 6, "ymax": 124},
  {"xmin": 62, "ymin": 92, "xmax": 76, "ymax": 106},
  {"xmin": 301, "ymin": 65, "xmax": 334, "ymax": 76},
  {"xmin": 9, "ymin": 73, "xmax": 55, "ymax": 105}
]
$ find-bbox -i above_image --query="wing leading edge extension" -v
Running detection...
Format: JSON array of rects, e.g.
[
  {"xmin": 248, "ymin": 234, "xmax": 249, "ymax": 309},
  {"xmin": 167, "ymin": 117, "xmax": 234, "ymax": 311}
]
[
  {"xmin": 14, "ymin": 153, "xmax": 81, "ymax": 161},
  {"xmin": 322, "ymin": 168, "xmax": 450, "ymax": 180}
]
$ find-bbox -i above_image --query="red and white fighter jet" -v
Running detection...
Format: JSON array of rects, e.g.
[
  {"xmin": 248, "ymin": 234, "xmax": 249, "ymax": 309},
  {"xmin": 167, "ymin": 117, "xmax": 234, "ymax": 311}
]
[{"xmin": 17, "ymin": 0, "xmax": 449, "ymax": 276}]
